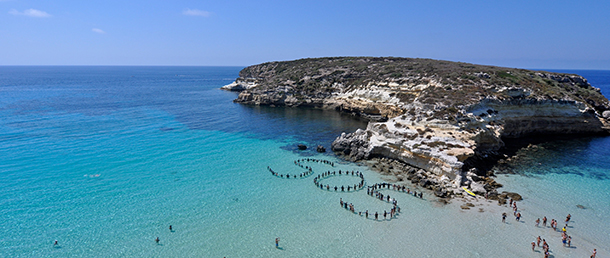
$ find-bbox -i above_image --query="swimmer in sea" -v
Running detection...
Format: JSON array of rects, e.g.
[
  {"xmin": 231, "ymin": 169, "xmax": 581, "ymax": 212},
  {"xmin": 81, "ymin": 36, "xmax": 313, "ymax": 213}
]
[
  {"xmin": 54, "ymin": 240, "xmax": 58, "ymax": 246},
  {"xmin": 155, "ymin": 237, "xmax": 160, "ymax": 244}
]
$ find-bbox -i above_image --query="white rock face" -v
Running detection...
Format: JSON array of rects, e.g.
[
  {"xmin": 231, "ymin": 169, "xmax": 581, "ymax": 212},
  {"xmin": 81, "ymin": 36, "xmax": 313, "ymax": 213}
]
[
  {"xmin": 220, "ymin": 81, "xmax": 258, "ymax": 91},
  {"xmin": 228, "ymin": 57, "xmax": 610, "ymax": 197},
  {"xmin": 333, "ymin": 97, "xmax": 606, "ymax": 183}
]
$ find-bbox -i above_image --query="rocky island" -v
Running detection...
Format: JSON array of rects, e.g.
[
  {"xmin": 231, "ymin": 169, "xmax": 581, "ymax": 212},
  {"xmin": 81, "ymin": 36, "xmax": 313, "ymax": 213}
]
[{"xmin": 222, "ymin": 57, "xmax": 610, "ymax": 200}]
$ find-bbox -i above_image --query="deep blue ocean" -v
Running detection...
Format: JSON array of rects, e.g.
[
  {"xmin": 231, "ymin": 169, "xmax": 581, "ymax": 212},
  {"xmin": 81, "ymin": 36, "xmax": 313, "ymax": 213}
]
[{"xmin": 1, "ymin": 66, "xmax": 609, "ymax": 257}]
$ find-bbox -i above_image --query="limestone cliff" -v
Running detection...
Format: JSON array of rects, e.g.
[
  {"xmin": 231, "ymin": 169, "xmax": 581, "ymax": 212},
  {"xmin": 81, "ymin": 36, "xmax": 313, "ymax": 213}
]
[{"xmin": 223, "ymin": 57, "xmax": 610, "ymax": 197}]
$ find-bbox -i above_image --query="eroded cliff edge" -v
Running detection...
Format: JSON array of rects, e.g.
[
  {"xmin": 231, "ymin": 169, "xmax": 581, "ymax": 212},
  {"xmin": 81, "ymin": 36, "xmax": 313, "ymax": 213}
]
[{"xmin": 223, "ymin": 57, "xmax": 610, "ymax": 198}]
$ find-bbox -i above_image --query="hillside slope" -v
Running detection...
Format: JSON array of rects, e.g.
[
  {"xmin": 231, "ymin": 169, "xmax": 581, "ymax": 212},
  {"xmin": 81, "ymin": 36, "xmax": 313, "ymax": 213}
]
[{"xmin": 223, "ymin": 57, "xmax": 610, "ymax": 198}]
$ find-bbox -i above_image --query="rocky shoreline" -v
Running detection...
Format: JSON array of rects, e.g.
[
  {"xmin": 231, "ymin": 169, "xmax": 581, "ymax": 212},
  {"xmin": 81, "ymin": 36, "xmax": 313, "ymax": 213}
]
[
  {"xmin": 222, "ymin": 57, "xmax": 610, "ymax": 202},
  {"xmin": 363, "ymin": 155, "xmax": 522, "ymax": 205}
]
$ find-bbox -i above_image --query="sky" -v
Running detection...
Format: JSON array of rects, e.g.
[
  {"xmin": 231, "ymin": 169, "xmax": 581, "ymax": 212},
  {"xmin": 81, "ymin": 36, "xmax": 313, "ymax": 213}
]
[{"xmin": 1, "ymin": 0, "xmax": 609, "ymax": 69}]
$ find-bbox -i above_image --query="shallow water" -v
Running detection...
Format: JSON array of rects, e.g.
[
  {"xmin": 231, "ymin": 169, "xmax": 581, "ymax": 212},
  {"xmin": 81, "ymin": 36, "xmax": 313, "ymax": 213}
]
[{"xmin": 0, "ymin": 67, "xmax": 608, "ymax": 257}]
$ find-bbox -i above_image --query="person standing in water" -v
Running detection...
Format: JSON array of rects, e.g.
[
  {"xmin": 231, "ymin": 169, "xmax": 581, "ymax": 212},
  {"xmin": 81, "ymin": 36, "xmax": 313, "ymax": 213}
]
[
  {"xmin": 155, "ymin": 237, "xmax": 160, "ymax": 244},
  {"xmin": 275, "ymin": 238, "xmax": 280, "ymax": 248},
  {"xmin": 531, "ymin": 241, "xmax": 536, "ymax": 251},
  {"xmin": 542, "ymin": 216, "xmax": 547, "ymax": 227}
]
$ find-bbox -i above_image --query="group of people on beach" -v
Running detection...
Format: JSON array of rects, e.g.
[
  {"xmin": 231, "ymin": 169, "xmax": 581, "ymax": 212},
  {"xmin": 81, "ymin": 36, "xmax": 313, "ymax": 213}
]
[
  {"xmin": 501, "ymin": 198, "xmax": 598, "ymax": 257},
  {"xmin": 313, "ymin": 170, "xmax": 365, "ymax": 192},
  {"xmin": 532, "ymin": 213, "xmax": 576, "ymax": 257}
]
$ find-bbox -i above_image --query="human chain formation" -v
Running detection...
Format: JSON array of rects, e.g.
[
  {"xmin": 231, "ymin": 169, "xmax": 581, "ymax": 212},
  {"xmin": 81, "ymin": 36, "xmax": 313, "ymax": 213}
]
[
  {"xmin": 313, "ymin": 170, "xmax": 365, "ymax": 192},
  {"xmin": 268, "ymin": 158, "xmax": 335, "ymax": 179},
  {"xmin": 268, "ymin": 158, "xmax": 423, "ymax": 222},
  {"xmin": 294, "ymin": 158, "xmax": 335, "ymax": 168},
  {"xmin": 338, "ymin": 182, "xmax": 423, "ymax": 220},
  {"xmin": 339, "ymin": 197, "xmax": 400, "ymax": 221},
  {"xmin": 268, "ymin": 165, "xmax": 313, "ymax": 179}
]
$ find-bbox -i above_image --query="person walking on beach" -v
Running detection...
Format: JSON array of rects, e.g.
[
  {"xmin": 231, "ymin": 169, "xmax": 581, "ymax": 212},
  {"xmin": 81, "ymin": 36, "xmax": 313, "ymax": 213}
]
[
  {"xmin": 566, "ymin": 214, "xmax": 571, "ymax": 223},
  {"xmin": 502, "ymin": 213, "xmax": 507, "ymax": 223},
  {"xmin": 531, "ymin": 241, "xmax": 536, "ymax": 251},
  {"xmin": 537, "ymin": 236, "xmax": 541, "ymax": 247},
  {"xmin": 542, "ymin": 239, "xmax": 547, "ymax": 250},
  {"xmin": 275, "ymin": 238, "xmax": 280, "ymax": 248},
  {"xmin": 535, "ymin": 218, "xmax": 540, "ymax": 227},
  {"xmin": 591, "ymin": 248, "xmax": 597, "ymax": 258},
  {"xmin": 542, "ymin": 216, "xmax": 547, "ymax": 227}
]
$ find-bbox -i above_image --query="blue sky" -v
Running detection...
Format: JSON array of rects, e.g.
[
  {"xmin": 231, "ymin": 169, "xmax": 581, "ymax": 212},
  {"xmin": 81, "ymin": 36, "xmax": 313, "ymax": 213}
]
[{"xmin": 1, "ymin": 0, "xmax": 609, "ymax": 69}]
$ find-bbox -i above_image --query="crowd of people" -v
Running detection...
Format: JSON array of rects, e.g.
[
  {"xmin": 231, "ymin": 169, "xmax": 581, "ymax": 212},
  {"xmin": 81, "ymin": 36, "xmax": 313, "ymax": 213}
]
[
  {"xmin": 501, "ymin": 199, "xmax": 597, "ymax": 257},
  {"xmin": 314, "ymin": 170, "xmax": 365, "ymax": 192},
  {"xmin": 531, "ymin": 213, "xmax": 576, "ymax": 258}
]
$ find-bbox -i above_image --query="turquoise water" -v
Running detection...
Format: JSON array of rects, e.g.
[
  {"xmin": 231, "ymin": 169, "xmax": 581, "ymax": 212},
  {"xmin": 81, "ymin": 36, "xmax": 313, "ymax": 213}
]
[{"xmin": 1, "ymin": 66, "xmax": 609, "ymax": 257}]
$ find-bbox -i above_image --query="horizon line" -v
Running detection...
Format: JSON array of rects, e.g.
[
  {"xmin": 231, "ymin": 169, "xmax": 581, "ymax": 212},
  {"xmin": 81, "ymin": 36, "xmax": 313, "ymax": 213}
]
[{"xmin": 0, "ymin": 64, "xmax": 609, "ymax": 71}]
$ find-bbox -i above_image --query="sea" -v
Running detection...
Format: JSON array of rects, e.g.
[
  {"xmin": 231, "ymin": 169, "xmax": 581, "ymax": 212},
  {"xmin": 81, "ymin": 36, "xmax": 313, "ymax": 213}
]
[{"xmin": 0, "ymin": 66, "xmax": 608, "ymax": 257}]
